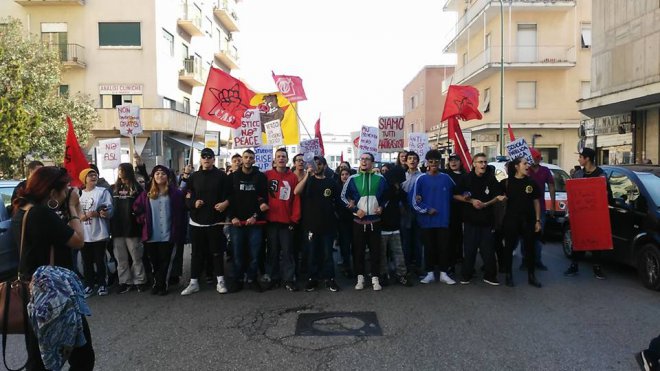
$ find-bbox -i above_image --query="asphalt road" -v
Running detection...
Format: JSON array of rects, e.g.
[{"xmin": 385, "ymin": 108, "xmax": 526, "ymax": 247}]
[{"xmin": 3, "ymin": 241, "xmax": 659, "ymax": 371}]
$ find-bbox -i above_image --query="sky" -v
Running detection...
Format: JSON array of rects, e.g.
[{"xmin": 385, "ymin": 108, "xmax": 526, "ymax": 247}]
[{"xmin": 234, "ymin": 0, "xmax": 457, "ymax": 137}]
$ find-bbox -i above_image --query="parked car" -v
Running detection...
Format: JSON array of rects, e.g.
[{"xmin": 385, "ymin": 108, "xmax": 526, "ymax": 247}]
[
  {"xmin": 489, "ymin": 161, "xmax": 570, "ymax": 235},
  {"xmin": 0, "ymin": 180, "xmax": 20, "ymax": 280},
  {"xmin": 561, "ymin": 165, "xmax": 660, "ymax": 290}
]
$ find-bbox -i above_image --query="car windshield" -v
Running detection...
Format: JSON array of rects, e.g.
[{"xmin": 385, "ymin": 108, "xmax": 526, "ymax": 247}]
[
  {"xmin": 0, "ymin": 186, "xmax": 14, "ymax": 208},
  {"xmin": 637, "ymin": 173, "xmax": 660, "ymax": 208},
  {"xmin": 549, "ymin": 169, "xmax": 570, "ymax": 192}
]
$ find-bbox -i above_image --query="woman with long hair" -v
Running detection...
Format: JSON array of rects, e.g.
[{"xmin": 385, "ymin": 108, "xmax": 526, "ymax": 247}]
[
  {"xmin": 501, "ymin": 157, "xmax": 542, "ymax": 287},
  {"xmin": 133, "ymin": 165, "xmax": 185, "ymax": 295},
  {"xmin": 11, "ymin": 166, "xmax": 94, "ymax": 370},
  {"xmin": 111, "ymin": 163, "xmax": 146, "ymax": 294}
]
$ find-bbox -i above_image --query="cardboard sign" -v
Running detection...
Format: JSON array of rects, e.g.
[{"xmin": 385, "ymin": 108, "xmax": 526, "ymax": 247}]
[
  {"xmin": 300, "ymin": 138, "xmax": 322, "ymax": 157},
  {"xmin": 566, "ymin": 177, "xmax": 613, "ymax": 251},
  {"xmin": 232, "ymin": 109, "xmax": 262, "ymax": 148},
  {"xmin": 358, "ymin": 125, "xmax": 381, "ymax": 162},
  {"xmin": 117, "ymin": 104, "xmax": 142, "ymax": 136},
  {"xmin": 378, "ymin": 116, "xmax": 404, "ymax": 152},
  {"xmin": 204, "ymin": 131, "xmax": 219, "ymax": 153},
  {"xmin": 255, "ymin": 145, "xmax": 273, "ymax": 172},
  {"xmin": 98, "ymin": 138, "xmax": 121, "ymax": 169},
  {"xmin": 506, "ymin": 138, "xmax": 534, "ymax": 164},
  {"xmin": 408, "ymin": 132, "xmax": 429, "ymax": 162},
  {"xmin": 263, "ymin": 119, "xmax": 283, "ymax": 146}
]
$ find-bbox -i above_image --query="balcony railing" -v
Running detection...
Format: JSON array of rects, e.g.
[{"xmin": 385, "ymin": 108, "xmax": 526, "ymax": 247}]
[
  {"xmin": 178, "ymin": 3, "xmax": 204, "ymax": 36},
  {"xmin": 15, "ymin": 0, "xmax": 84, "ymax": 5},
  {"xmin": 95, "ymin": 108, "xmax": 203, "ymax": 136},
  {"xmin": 179, "ymin": 58, "xmax": 207, "ymax": 87},
  {"xmin": 213, "ymin": 0, "xmax": 240, "ymax": 32},
  {"xmin": 443, "ymin": 45, "xmax": 576, "ymax": 88},
  {"xmin": 214, "ymin": 46, "xmax": 239, "ymax": 70},
  {"xmin": 51, "ymin": 43, "xmax": 86, "ymax": 68}
]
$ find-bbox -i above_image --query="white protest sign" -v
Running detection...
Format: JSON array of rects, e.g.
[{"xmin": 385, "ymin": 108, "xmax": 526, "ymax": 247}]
[
  {"xmin": 300, "ymin": 138, "xmax": 322, "ymax": 156},
  {"xmin": 263, "ymin": 119, "xmax": 283, "ymax": 146},
  {"xmin": 506, "ymin": 138, "xmax": 534, "ymax": 164},
  {"xmin": 408, "ymin": 132, "xmax": 429, "ymax": 161},
  {"xmin": 358, "ymin": 125, "xmax": 381, "ymax": 162},
  {"xmin": 378, "ymin": 116, "xmax": 405, "ymax": 152},
  {"xmin": 99, "ymin": 138, "xmax": 121, "ymax": 169},
  {"xmin": 117, "ymin": 104, "xmax": 142, "ymax": 136},
  {"xmin": 350, "ymin": 131, "xmax": 360, "ymax": 150},
  {"xmin": 255, "ymin": 145, "xmax": 273, "ymax": 172},
  {"xmin": 232, "ymin": 109, "xmax": 262, "ymax": 148},
  {"xmin": 204, "ymin": 131, "xmax": 219, "ymax": 153}
]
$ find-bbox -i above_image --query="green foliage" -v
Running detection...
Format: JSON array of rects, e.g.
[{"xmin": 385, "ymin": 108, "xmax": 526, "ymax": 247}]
[{"xmin": 0, "ymin": 17, "xmax": 97, "ymax": 178}]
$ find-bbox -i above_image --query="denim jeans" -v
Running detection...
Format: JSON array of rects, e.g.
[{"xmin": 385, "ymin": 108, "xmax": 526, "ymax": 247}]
[
  {"xmin": 265, "ymin": 223, "xmax": 295, "ymax": 282},
  {"xmin": 308, "ymin": 232, "xmax": 336, "ymax": 280},
  {"xmin": 337, "ymin": 218, "xmax": 353, "ymax": 268},
  {"xmin": 462, "ymin": 223, "xmax": 497, "ymax": 280},
  {"xmin": 230, "ymin": 225, "xmax": 263, "ymax": 282},
  {"xmin": 380, "ymin": 232, "xmax": 407, "ymax": 277},
  {"xmin": 401, "ymin": 219, "xmax": 424, "ymax": 271}
]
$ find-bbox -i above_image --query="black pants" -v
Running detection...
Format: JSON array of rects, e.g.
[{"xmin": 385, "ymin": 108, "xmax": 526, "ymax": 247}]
[
  {"xmin": 462, "ymin": 223, "xmax": 497, "ymax": 280},
  {"xmin": 147, "ymin": 241, "xmax": 175, "ymax": 290},
  {"xmin": 352, "ymin": 222, "xmax": 381, "ymax": 276},
  {"xmin": 503, "ymin": 217, "xmax": 535, "ymax": 274},
  {"xmin": 644, "ymin": 334, "xmax": 660, "ymax": 362},
  {"xmin": 422, "ymin": 227, "xmax": 450, "ymax": 272},
  {"xmin": 82, "ymin": 240, "xmax": 107, "ymax": 288},
  {"xmin": 190, "ymin": 225, "xmax": 226, "ymax": 280},
  {"xmin": 570, "ymin": 250, "xmax": 602, "ymax": 264},
  {"xmin": 448, "ymin": 210, "xmax": 464, "ymax": 267},
  {"xmin": 27, "ymin": 316, "xmax": 94, "ymax": 371}
]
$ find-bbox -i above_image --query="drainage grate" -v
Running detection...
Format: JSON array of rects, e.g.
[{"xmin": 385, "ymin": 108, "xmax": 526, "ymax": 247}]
[{"xmin": 295, "ymin": 311, "xmax": 382, "ymax": 336}]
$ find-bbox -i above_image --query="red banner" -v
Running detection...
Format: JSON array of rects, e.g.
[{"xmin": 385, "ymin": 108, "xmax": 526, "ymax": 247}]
[
  {"xmin": 566, "ymin": 177, "xmax": 613, "ymax": 251},
  {"xmin": 441, "ymin": 85, "xmax": 482, "ymax": 122},
  {"xmin": 448, "ymin": 117, "xmax": 473, "ymax": 171},
  {"xmin": 198, "ymin": 67, "xmax": 255, "ymax": 129},
  {"xmin": 314, "ymin": 116, "xmax": 325, "ymax": 156},
  {"xmin": 63, "ymin": 116, "xmax": 89, "ymax": 188},
  {"xmin": 272, "ymin": 72, "xmax": 307, "ymax": 103}
]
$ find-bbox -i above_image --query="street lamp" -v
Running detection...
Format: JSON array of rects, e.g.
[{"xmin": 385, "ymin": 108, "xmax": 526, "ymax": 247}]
[{"xmin": 499, "ymin": 0, "xmax": 505, "ymax": 156}]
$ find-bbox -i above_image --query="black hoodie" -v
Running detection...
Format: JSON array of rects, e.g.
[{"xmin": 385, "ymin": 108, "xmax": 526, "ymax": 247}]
[
  {"xmin": 185, "ymin": 167, "xmax": 230, "ymax": 225},
  {"xmin": 227, "ymin": 166, "xmax": 268, "ymax": 221}
]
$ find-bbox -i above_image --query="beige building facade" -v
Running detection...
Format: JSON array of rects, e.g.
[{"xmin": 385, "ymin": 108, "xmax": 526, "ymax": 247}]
[
  {"xmin": 578, "ymin": 0, "xmax": 660, "ymax": 165},
  {"xmin": 442, "ymin": 0, "xmax": 592, "ymax": 168},
  {"xmin": 2, "ymin": 0, "xmax": 241, "ymax": 173}
]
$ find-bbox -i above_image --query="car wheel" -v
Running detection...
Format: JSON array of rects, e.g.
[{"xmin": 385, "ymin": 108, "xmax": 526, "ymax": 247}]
[
  {"xmin": 637, "ymin": 244, "xmax": 660, "ymax": 291},
  {"xmin": 562, "ymin": 224, "xmax": 574, "ymax": 258}
]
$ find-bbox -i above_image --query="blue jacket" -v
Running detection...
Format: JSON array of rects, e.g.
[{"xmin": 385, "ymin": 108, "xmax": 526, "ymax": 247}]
[{"xmin": 410, "ymin": 172, "xmax": 455, "ymax": 228}]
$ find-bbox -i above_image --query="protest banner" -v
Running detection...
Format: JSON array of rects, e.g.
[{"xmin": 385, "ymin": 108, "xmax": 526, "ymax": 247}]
[
  {"xmin": 263, "ymin": 119, "xmax": 284, "ymax": 146},
  {"xmin": 204, "ymin": 131, "xmax": 219, "ymax": 153},
  {"xmin": 506, "ymin": 138, "xmax": 534, "ymax": 164},
  {"xmin": 358, "ymin": 125, "xmax": 381, "ymax": 162},
  {"xmin": 408, "ymin": 132, "xmax": 429, "ymax": 161},
  {"xmin": 378, "ymin": 116, "xmax": 405, "ymax": 152},
  {"xmin": 99, "ymin": 138, "xmax": 121, "ymax": 169},
  {"xmin": 232, "ymin": 109, "xmax": 262, "ymax": 148},
  {"xmin": 566, "ymin": 177, "xmax": 613, "ymax": 251},
  {"xmin": 117, "ymin": 104, "xmax": 142, "ymax": 136},
  {"xmin": 300, "ymin": 138, "xmax": 322, "ymax": 157},
  {"xmin": 255, "ymin": 145, "xmax": 273, "ymax": 172}
]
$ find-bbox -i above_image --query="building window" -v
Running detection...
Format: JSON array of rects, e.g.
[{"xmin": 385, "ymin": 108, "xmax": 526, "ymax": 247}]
[
  {"xmin": 482, "ymin": 88, "xmax": 491, "ymax": 113},
  {"xmin": 163, "ymin": 97, "xmax": 175, "ymax": 110},
  {"xmin": 419, "ymin": 88, "xmax": 424, "ymax": 106},
  {"xmin": 580, "ymin": 81, "xmax": 591, "ymax": 99},
  {"xmin": 162, "ymin": 29, "xmax": 174, "ymax": 56},
  {"xmin": 181, "ymin": 43, "xmax": 189, "ymax": 59},
  {"xmin": 59, "ymin": 85, "xmax": 69, "ymax": 97},
  {"xmin": 580, "ymin": 23, "xmax": 592, "ymax": 48},
  {"xmin": 101, "ymin": 94, "xmax": 140, "ymax": 108},
  {"xmin": 410, "ymin": 96, "xmax": 416, "ymax": 110},
  {"xmin": 183, "ymin": 97, "xmax": 190, "ymax": 114},
  {"xmin": 516, "ymin": 81, "xmax": 536, "ymax": 109},
  {"xmin": 99, "ymin": 22, "xmax": 141, "ymax": 47}
]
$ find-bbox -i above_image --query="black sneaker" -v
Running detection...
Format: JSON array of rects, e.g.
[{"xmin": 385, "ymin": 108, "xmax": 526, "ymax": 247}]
[
  {"xmin": 380, "ymin": 275, "xmax": 390, "ymax": 287},
  {"xmin": 117, "ymin": 284, "xmax": 132, "ymax": 294},
  {"xmin": 136, "ymin": 284, "xmax": 147, "ymax": 293},
  {"xmin": 483, "ymin": 277, "xmax": 500, "ymax": 286},
  {"xmin": 150, "ymin": 285, "xmax": 160, "ymax": 295},
  {"xmin": 397, "ymin": 275, "xmax": 413, "ymax": 287},
  {"xmin": 635, "ymin": 350, "xmax": 654, "ymax": 371},
  {"xmin": 304, "ymin": 279, "xmax": 317, "ymax": 292},
  {"xmin": 564, "ymin": 263, "xmax": 579, "ymax": 276},
  {"xmin": 326, "ymin": 279, "xmax": 340, "ymax": 292},
  {"xmin": 593, "ymin": 265, "xmax": 606, "ymax": 280},
  {"xmin": 284, "ymin": 281, "xmax": 298, "ymax": 292}
]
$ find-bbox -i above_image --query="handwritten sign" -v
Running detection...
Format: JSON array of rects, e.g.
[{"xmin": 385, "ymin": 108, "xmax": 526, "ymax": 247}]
[
  {"xmin": 204, "ymin": 131, "xmax": 219, "ymax": 153},
  {"xmin": 98, "ymin": 138, "xmax": 121, "ymax": 169},
  {"xmin": 358, "ymin": 125, "xmax": 381, "ymax": 162},
  {"xmin": 506, "ymin": 138, "xmax": 534, "ymax": 164},
  {"xmin": 408, "ymin": 132, "xmax": 429, "ymax": 162},
  {"xmin": 350, "ymin": 131, "xmax": 360, "ymax": 150},
  {"xmin": 263, "ymin": 119, "xmax": 283, "ymax": 146},
  {"xmin": 117, "ymin": 104, "xmax": 142, "ymax": 136},
  {"xmin": 232, "ymin": 109, "xmax": 262, "ymax": 148},
  {"xmin": 566, "ymin": 177, "xmax": 613, "ymax": 251},
  {"xmin": 255, "ymin": 145, "xmax": 273, "ymax": 172},
  {"xmin": 300, "ymin": 138, "xmax": 322, "ymax": 157},
  {"xmin": 378, "ymin": 116, "xmax": 404, "ymax": 152}
]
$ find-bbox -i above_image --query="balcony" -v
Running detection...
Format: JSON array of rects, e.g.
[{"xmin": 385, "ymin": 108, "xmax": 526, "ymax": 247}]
[
  {"xmin": 213, "ymin": 0, "xmax": 240, "ymax": 32},
  {"xmin": 442, "ymin": 45, "xmax": 576, "ymax": 90},
  {"xmin": 179, "ymin": 58, "xmax": 207, "ymax": 87},
  {"xmin": 15, "ymin": 0, "xmax": 84, "ymax": 5},
  {"xmin": 94, "ymin": 108, "xmax": 204, "ymax": 136},
  {"xmin": 443, "ymin": 0, "xmax": 575, "ymax": 52},
  {"xmin": 52, "ymin": 43, "xmax": 86, "ymax": 68},
  {"xmin": 177, "ymin": 3, "xmax": 204, "ymax": 37},
  {"xmin": 214, "ymin": 46, "xmax": 239, "ymax": 70}
]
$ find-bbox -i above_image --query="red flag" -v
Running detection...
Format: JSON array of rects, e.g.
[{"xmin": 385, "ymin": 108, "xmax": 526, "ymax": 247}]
[
  {"xmin": 340, "ymin": 151, "xmax": 344, "ymax": 163},
  {"xmin": 64, "ymin": 116, "xmax": 89, "ymax": 188},
  {"xmin": 441, "ymin": 85, "xmax": 482, "ymax": 122},
  {"xmin": 272, "ymin": 71, "xmax": 307, "ymax": 103},
  {"xmin": 448, "ymin": 117, "xmax": 473, "ymax": 172},
  {"xmin": 314, "ymin": 115, "xmax": 325, "ymax": 156},
  {"xmin": 507, "ymin": 123, "xmax": 515, "ymax": 141},
  {"xmin": 199, "ymin": 67, "xmax": 255, "ymax": 129}
]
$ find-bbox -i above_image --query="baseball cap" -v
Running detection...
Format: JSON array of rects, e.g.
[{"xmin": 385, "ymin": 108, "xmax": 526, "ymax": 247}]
[
  {"xmin": 78, "ymin": 168, "xmax": 96, "ymax": 184},
  {"xmin": 448, "ymin": 154, "xmax": 460, "ymax": 161},
  {"xmin": 201, "ymin": 148, "xmax": 215, "ymax": 158},
  {"xmin": 578, "ymin": 147, "xmax": 596, "ymax": 160}
]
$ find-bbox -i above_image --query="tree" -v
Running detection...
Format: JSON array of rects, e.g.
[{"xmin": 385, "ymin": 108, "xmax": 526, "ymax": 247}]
[{"xmin": 0, "ymin": 17, "xmax": 97, "ymax": 178}]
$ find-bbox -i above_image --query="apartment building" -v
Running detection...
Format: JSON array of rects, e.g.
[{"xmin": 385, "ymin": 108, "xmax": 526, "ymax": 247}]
[
  {"xmin": 2, "ymin": 0, "xmax": 241, "ymax": 173},
  {"xmin": 578, "ymin": 0, "xmax": 660, "ymax": 165},
  {"xmin": 441, "ymin": 0, "xmax": 592, "ymax": 167},
  {"xmin": 403, "ymin": 65, "xmax": 454, "ymax": 153}
]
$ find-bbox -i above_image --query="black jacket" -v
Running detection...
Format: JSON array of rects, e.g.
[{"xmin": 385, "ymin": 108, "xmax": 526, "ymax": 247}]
[
  {"xmin": 227, "ymin": 167, "xmax": 268, "ymax": 221},
  {"xmin": 185, "ymin": 167, "xmax": 230, "ymax": 225}
]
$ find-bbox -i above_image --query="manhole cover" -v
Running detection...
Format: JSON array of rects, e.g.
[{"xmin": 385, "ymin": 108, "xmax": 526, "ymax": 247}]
[{"xmin": 295, "ymin": 312, "xmax": 382, "ymax": 336}]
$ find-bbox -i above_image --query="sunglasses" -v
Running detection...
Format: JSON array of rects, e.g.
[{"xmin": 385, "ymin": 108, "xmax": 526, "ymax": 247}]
[
  {"xmin": 201, "ymin": 155, "xmax": 214, "ymax": 159},
  {"xmin": 427, "ymin": 159, "xmax": 440, "ymax": 163}
]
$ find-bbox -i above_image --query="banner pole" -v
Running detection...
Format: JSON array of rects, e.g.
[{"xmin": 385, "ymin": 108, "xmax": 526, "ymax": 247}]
[
  {"xmin": 188, "ymin": 115, "xmax": 200, "ymax": 166},
  {"xmin": 290, "ymin": 103, "xmax": 312, "ymax": 139}
]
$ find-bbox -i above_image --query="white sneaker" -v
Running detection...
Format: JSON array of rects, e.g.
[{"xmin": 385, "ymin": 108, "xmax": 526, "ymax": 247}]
[
  {"xmin": 420, "ymin": 272, "xmax": 435, "ymax": 284},
  {"xmin": 216, "ymin": 281, "xmax": 228, "ymax": 294},
  {"xmin": 355, "ymin": 274, "xmax": 365, "ymax": 290},
  {"xmin": 180, "ymin": 282, "xmax": 200, "ymax": 296},
  {"xmin": 439, "ymin": 272, "xmax": 456, "ymax": 285},
  {"xmin": 372, "ymin": 276, "xmax": 382, "ymax": 291}
]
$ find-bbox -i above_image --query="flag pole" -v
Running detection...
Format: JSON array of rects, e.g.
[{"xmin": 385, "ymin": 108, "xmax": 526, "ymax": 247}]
[
  {"xmin": 188, "ymin": 115, "xmax": 200, "ymax": 166},
  {"xmin": 290, "ymin": 103, "xmax": 312, "ymax": 139}
]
